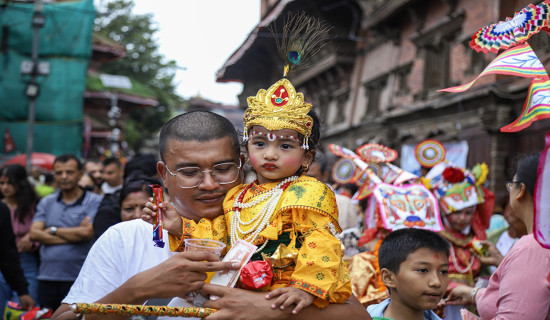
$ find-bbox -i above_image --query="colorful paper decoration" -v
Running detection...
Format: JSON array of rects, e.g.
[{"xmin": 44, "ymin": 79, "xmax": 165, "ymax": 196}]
[
  {"xmin": 356, "ymin": 143, "xmax": 398, "ymax": 163},
  {"xmin": 372, "ymin": 183, "xmax": 443, "ymax": 232},
  {"xmin": 470, "ymin": 1, "xmax": 550, "ymax": 54},
  {"xmin": 439, "ymin": 43, "xmax": 547, "ymax": 93},
  {"xmin": 332, "ymin": 158, "xmax": 357, "ymax": 184},
  {"xmin": 415, "ymin": 139, "xmax": 446, "ymax": 168},
  {"xmin": 534, "ymin": 130, "xmax": 550, "ymax": 249},
  {"xmin": 500, "ymin": 76, "xmax": 550, "ymax": 132}
]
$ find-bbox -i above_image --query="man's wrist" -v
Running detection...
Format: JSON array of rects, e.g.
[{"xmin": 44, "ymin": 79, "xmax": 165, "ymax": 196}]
[{"xmin": 49, "ymin": 226, "xmax": 58, "ymax": 235}]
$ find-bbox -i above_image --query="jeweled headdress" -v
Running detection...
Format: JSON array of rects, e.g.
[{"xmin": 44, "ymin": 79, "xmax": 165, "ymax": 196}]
[
  {"xmin": 423, "ymin": 162, "xmax": 489, "ymax": 214},
  {"xmin": 242, "ymin": 13, "xmax": 332, "ymax": 149}
]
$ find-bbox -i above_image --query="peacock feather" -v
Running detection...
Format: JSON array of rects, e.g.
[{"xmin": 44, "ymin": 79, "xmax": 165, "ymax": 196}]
[{"xmin": 270, "ymin": 12, "xmax": 333, "ymax": 77}]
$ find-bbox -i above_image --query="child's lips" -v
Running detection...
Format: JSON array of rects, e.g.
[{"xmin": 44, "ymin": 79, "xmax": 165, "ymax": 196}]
[
  {"xmin": 424, "ymin": 292, "xmax": 442, "ymax": 299},
  {"xmin": 262, "ymin": 163, "xmax": 277, "ymax": 171}
]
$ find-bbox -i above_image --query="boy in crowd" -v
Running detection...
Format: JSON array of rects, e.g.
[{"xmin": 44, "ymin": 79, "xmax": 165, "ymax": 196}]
[{"xmin": 367, "ymin": 228, "xmax": 450, "ymax": 320}]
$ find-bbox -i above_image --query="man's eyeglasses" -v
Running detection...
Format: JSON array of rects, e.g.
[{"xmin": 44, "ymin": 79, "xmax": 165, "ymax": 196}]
[
  {"xmin": 505, "ymin": 181, "xmax": 521, "ymax": 193},
  {"xmin": 164, "ymin": 159, "xmax": 241, "ymax": 189}
]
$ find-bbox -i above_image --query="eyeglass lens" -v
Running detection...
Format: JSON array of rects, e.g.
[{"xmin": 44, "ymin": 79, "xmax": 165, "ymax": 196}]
[{"xmin": 175, "ymin": 162, "xmax": 239, "ymax": 188}]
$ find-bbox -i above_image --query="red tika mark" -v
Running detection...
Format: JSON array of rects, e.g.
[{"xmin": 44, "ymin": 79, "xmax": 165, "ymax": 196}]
[
  {"xmin": 547, "ymin": 272, "xmax": 550, "ymax": 284},
  {"xmin": 271, "ymin": 85, "xmax": 289, "ymax": 106}
]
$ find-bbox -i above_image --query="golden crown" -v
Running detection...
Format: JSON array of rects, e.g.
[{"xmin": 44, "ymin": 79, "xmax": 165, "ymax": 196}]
[{"xmin": 243, "ymin": 78, "xmax": 313, "ymax": 149}]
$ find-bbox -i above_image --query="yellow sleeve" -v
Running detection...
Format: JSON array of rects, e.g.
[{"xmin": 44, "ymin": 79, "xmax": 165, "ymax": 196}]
[
  {"xmin": 168, "ymin": 215, "xmax": 228, "ymax": 252},
  {"xmin": 290, "ymin": 227, "xmax": 352, "ymax": 308}
]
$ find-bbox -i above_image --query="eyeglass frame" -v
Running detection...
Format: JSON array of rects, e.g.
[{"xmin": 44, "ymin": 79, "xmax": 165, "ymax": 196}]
[
  {"xmin": 163, "ymin": 158, "xmax": 242, "ymax": 189},
  {"xmin": 505, "ymin": 180, "xmax": 521, "ymax": 193}
]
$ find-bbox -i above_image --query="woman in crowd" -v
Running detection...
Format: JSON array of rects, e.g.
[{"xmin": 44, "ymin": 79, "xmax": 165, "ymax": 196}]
[
  {"xmin": 0, "ymin": 165, "xmax": 39, "ymax": 307},
  {"xmin": 446, "ymin": 153, "xmax": 550, "ymax": 319},
  {"xmin": 119, "ymin": 174, "xmax": 161, "ymax": 223}
]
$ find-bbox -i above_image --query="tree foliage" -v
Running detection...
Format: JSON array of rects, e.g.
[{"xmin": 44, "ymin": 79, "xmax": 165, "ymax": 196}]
[{"xmin": 95, "ymin": 0, "xmax": 183, "ymax": 152}]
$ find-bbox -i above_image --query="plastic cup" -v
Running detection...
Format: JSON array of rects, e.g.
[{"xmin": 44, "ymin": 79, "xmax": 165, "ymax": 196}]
[
  {"xmin": 184, "ymin": 239, "xmax": 226, "ymax": 257},
  {"xmin": 184, "ymin": 239, "xmax": 226, "ymax": 283}
]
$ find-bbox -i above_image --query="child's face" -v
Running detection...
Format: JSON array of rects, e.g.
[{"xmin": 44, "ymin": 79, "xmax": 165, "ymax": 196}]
[
  {"xmin": 445, "ymin": 205, "xmax": 475, "ymax": 232},
  {"xmin": 383, "ymin": 248, "xmax": 449, "ymax": 313},
  {"xmin": 248, "ymin": 126, "xmax": 313, "ymax": 184}
]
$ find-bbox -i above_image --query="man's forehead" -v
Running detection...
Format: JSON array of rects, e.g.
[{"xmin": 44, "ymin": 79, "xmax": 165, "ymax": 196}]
[{"xmin": 165, "ymin": 138, "xmax": 238, "ymax": 163}]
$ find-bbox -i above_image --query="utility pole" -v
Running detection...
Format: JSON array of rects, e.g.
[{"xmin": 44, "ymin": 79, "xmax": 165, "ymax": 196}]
[{"xmin": 23, "ymin": 0, "xmax": 48, "ymax": 172}]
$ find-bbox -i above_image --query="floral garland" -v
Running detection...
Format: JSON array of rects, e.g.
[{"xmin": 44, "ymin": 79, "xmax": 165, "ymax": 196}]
[{"xmin": 373, "ymin": 239, "xmax": 386, "ymax": 292}]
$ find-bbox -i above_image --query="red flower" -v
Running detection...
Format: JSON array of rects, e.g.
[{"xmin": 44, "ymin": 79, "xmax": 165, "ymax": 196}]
[{"xmin": 442, "ymin": 167, "xmax": 465, "ymax": 183}]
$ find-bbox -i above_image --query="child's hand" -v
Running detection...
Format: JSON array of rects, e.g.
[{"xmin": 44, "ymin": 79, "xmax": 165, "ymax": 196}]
[
  {"xmin": 470, "ymin": 240, "xmax": 504, "ymax": 267},
  {"xmin": 265, "ymin": 287, "xmax": 314, "ymax": 314},
  {"xmin": 142, "ymin": 198, "xmax": 182, "ymax": 236}
]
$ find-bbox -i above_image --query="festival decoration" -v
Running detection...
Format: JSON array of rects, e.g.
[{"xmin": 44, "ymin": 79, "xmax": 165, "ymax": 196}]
[
  {"xmin": 423, "ymin": 162, "xmax": 486, "ymax": 215},
  {"xmin": 71, "ymin": 303, "xmax": 216, "ymax": 318},
  {"xmin": 534, "ymin": 130, "xmax": 550, "ymax": 249},
  {"xmin": 331, "ymin": 158, "xmax": 357, "ymax": 184},
  {"xmin": 470, "ymin": 1, "xmax": 550, "ymax": 54},
  {"xmin": 438, "ymin": 43, "xmax": 547, "ymax": 93},
  {"xmin": 415, "ymin": 139, "xmax": 446, "ymax": 168},
  {"xmin": 356, "ymin": 143, "xmax": 398, "ymax": 163},
  {"xmin": 372, "ymin": 183, "xmax": 442, "ymax": 232},
  {"xmin": 500, "ymin": 76, "xmax": 550, "ymax": 132}
]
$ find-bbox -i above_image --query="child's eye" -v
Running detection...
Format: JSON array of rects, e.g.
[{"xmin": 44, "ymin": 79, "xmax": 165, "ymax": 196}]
[
  {"xmin": 281, "ymin": 144, "xmax": 293, "ymax": 149},
  {"xmin": 417, "ymin": 268, "xmax": 428, "ymax": 273},
  {"xmin": 253, "ymin": 141, "xmax": 265, "ymax": 147},
  {"xmin": 440, "ymin": 269, "xmax": 449, "ymax": 275}
]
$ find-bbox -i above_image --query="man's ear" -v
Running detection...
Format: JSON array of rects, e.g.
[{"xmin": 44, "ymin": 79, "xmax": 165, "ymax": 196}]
[
  {"xmin": 157, "ymin": 161, "xmax": 167, "ymax": 180},
  {"xmin": 380, "ymin": 268, "xmax": 397, "ymax": 289}
]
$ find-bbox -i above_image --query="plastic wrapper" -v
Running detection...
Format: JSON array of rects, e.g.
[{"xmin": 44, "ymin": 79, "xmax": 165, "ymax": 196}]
[
  {"xmin": 239, "ymin": 260, "xmax": 273, "ymax": 291},
  {"xmin": 150, "ymin": 184, "xmax": 165, "ymax": 248}
]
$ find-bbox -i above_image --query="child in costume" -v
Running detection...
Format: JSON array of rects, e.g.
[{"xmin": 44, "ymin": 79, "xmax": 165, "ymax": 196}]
[
  {"xmin": 165, "ymin": 13, "xmax": 351, "ymax": 314},
  {"xmin": 422, "ymin": 162, "xmax": 494, "ymax": 320},
  {"xmin": 165, "ymin": 78, "xmax": 352, "ymax": 313}
]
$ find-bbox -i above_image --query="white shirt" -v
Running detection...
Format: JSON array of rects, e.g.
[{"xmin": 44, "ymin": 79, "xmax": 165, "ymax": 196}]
[{"xmin": 63, "ymin": 219, "xmax": 196, "ymax": 320}]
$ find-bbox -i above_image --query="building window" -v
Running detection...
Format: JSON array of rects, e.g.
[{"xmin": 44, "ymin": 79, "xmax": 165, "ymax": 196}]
[
  {"xmin": 411, "ymin": 11, "xmax": 464, "ymax": 98},
  {"xmin": 363, "ymin": 75, "xmax": 387, "ymax": 120}
]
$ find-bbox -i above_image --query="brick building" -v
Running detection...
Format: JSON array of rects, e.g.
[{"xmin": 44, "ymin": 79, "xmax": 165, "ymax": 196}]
[{"xmin": 217, "ymin": 0, "xmax": 550, "ymax": 207}]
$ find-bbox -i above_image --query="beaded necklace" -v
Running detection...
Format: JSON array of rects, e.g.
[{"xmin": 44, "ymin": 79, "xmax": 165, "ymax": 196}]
[
  {"xmin": 230, "ymin": 176, "xmax": 298, "ymax": 253},
  {"xmin": 449, "ymin": 245, "xmax": 475, "ymax": 274}
]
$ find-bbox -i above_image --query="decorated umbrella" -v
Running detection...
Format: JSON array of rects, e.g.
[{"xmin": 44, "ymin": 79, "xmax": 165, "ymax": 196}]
[{"xmin": 3, "ymin": 152, "xmax": 56, "ymax": 171}]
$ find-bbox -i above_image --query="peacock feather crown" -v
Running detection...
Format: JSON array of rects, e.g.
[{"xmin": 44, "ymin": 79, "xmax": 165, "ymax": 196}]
[
  {"xmin": 242, "ymin": 13, "xmax": 332, "ymax": 150},
  {"xmin": 243, "ymin": 78, "xmax": 313, "ymax": 149}
]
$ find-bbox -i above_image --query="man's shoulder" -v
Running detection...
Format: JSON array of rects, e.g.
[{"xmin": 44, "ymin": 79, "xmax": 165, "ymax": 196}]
[
  {"xmin": 37, "ymin": 190, "xmax": 61, "ymax": 205},
  {"xmin": 83, "ymin": 190, "xmax": 103, "ymax": 204}
]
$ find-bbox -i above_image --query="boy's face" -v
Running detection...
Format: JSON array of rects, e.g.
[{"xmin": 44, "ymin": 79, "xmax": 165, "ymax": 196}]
[{"xmin": 382, "ymin": 248, "xmax": 449, "ymax": 312}]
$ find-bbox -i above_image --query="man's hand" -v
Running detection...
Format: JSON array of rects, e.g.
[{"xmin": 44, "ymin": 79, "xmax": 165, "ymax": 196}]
[
  {"xmin": 470, "ymin": 240, "xmax": 504, "ymax": 267},
  {"xmin": 18, "ymin": 294, "xmax": 35, "ymax": 310},
  {"xmin": 265, "ymin": 287, "xmax": 314, "ymax": 314},
  {"xmin": 142, "ymin": 198, "xmax": 182, "ymax": 237},
  {"xmin": 202, "ymin": 284, "xmax": 290, "ymax": 320},
  {"xmin": 202, "ymin": 284, "xmax": 371, "ymax": 320},
  {"xmin": 127, "ymin": 252, "xmax": 240, "ymax": 300}
]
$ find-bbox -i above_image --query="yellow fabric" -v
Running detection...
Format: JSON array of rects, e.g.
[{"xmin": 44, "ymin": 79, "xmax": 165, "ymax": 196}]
[
  {"xmin": 223, "ymin": 175, "xmax": 352, "ymax": 307},
  {"xmin": 168, "ymin": 215, "xmax": 228, "ymax": 253}
]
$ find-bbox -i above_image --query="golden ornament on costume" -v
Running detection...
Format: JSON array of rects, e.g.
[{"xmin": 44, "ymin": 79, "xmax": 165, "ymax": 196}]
[
  {"xmin": 262, "ymin": 243, "xmax": 298, "ymax": 269},
  {"xmin": 243, "ymin": 78, "xmax": 313, "ymax": 149}
]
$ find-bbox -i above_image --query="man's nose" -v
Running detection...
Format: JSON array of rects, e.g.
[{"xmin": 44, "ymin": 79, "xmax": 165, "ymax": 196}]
[{"xmin": 197, "ymin": 170, "xmax": 219, "ymax": 190}]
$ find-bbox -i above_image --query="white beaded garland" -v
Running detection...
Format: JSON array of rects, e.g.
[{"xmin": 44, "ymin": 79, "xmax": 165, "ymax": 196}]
[{"xmin": 230, "ymin": 176, "xmax": 298, "ymax": 253}]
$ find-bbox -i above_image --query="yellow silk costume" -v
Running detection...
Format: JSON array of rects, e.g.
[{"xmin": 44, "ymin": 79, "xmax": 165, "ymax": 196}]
[
  {"xmin": 168, "ymin": 175, "xmax": 352, "ymax": 308},
  {"xmin": 225, "ymin": 175, "xmax": 351, "ymax": 308}
]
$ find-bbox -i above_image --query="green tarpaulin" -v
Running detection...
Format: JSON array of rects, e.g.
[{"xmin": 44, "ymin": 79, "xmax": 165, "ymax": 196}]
[{"xmin": 0, "ymin": 0, "xmax": 95, "ymax": 156}]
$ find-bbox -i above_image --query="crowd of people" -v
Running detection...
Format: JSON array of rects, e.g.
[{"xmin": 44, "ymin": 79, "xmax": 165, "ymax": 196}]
[{"xmin": 2, "ymin": 12, "xmax": 550, "ymax": 320}]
